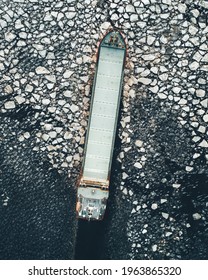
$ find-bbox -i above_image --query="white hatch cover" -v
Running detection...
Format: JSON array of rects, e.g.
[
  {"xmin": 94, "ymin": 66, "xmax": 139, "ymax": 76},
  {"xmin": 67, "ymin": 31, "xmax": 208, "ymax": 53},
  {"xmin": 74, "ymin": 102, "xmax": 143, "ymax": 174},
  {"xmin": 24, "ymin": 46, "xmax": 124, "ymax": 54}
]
[{"xmin": 83, "ymin": 31, "xmax": 126, "ymax": 181}]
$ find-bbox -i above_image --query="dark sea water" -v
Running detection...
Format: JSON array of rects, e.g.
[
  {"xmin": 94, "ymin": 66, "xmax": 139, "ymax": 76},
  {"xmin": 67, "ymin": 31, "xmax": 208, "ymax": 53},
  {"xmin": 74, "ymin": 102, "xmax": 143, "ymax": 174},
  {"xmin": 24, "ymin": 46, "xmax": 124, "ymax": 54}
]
[
  {"xmin": 0, "ymin": 118, "xmax": 77, "ymax": 260},
  {"xmin": 75, "ymin": 220, "xmax": 107, "ymax": 260}
]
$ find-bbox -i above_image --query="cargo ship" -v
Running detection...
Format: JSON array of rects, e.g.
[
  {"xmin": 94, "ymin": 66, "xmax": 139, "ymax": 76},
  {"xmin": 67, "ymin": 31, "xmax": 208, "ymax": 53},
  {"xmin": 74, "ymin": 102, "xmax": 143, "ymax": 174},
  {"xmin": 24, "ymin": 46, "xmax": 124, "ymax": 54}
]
[{"xmin": 76, "ymin": 30, "xmax": 126, "ymax": 221}]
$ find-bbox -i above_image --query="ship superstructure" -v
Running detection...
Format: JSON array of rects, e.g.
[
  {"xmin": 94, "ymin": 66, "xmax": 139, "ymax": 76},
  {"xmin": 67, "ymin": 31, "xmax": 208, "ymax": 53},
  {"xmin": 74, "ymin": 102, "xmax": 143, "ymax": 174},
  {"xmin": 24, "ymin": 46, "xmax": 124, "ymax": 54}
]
[{"xmin": 76, "ymin": 30, "xmax": 126, "ymax": 220}]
